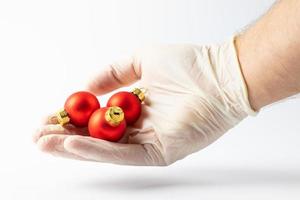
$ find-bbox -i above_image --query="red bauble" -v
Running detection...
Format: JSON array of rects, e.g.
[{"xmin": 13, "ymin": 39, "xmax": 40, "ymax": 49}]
[
  {"xmin": 88, "ymin": 107, "xmax": 126, "ymax": 142},
  {"xmin": 107, "ymin": 91, "xmax": 142, "ymax": 125},
  {"xmin": 64, "ymin": 91, "xmax": 100, "ymax": 127}
]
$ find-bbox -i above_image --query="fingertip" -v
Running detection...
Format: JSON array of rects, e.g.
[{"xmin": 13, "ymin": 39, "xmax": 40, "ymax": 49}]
[
  {"xmin": 42, "ymin": 114, "xmax": 58, "ymax": 125},
  {"xmin": 85, "ymin": 68, "xmax": 113, "ymax": 95},
  {"xmin": 33, "ymin": 125, "xmax": 55, "ymax": 144},
  {"xmin": 37, "ymin": 135, "xmax": 55, "ymax": 153},
  {"xmin": 32, "ymin": 128, "xmax": 40, "ymax": 143},
  {"xmin": 35, "ymin": 115, "xmax": 60, "ymax": 143},
  {"xmin": 85, "ymin": 57, "xmax": 140, "ymax": 96},
  {"xmin": 36, "ymin": 134, "xmax": 67, "ymax": 153},
  {"xmin": 85, "ymin": 78, "xmax": 100, "ymax": 94},
  {"xmin": 34, "ymin": 125, "xmax": 67, "ymax": 143}
]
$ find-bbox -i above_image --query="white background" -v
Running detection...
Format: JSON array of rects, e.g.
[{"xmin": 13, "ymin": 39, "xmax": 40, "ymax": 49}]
[{"xmin": 1, "ymin": 0, "xmax": 300, "ymax": 199}]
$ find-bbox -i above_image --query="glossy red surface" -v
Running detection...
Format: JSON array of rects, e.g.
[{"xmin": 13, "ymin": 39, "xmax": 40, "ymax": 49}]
[
  {"xmin": 107, "ymin": 92, "xmax": 141, "ymax": 125},
  {"xmin": 64, "ymin": 91, "xmax": 100, "ymax": 127},
  {"xmin": 88, "ymin": 107, "xmax": 126, "ymax": 142}
]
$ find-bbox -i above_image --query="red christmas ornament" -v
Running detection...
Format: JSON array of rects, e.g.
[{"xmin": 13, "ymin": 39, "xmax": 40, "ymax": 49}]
[
  {"xmin": 107, "ymin": 88, "xmax": 145, "ymax": 125},
  {"xmin": 88, "ymin": 106, "xmax": 126, "ymax": 142},
  {"xmin": 57, "ymin": 91, "xmax": 100, "ymax": 127}
]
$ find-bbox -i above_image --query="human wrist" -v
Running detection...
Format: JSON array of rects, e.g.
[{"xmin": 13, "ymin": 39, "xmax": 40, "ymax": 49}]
[{"xmin": 235, "ymin": 31, "xmax": 300, "ymax": 111}]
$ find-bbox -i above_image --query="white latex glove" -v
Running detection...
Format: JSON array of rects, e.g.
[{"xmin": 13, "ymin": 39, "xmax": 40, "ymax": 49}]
[{"xmin": 34, "ymin": 38, "xmax": 256, "ymax": 166}]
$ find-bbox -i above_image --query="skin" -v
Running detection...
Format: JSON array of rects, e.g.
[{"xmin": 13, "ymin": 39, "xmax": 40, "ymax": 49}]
[{"xmin": 236, "ymin": 0, "xmax": 300, "ymax": 110}]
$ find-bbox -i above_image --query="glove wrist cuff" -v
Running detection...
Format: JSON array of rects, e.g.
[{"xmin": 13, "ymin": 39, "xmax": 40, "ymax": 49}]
[{"xmin": 230, "ymin": 36, "xmax": 257, "ymax": 116}]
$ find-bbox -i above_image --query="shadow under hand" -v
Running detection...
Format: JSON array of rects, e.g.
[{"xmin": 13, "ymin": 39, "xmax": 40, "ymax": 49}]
[{"xmin": 79, "ymin": 166, "xmax": 300, "ymax": 191}]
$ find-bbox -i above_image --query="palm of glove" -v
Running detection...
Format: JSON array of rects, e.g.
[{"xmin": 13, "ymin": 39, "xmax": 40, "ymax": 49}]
[{"xmin": 34, "ymin": 39, "xmax": 255, "ymax": 166}]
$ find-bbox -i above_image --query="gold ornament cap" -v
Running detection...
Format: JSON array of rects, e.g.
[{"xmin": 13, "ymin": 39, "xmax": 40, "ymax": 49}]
[
  {"xmin": 132, "ymin": 88, "xmax": 145, "ymax": 102},
  {"xmin": 56, "ymin": 109, "xmax": 70, "ymax": 126},
  {"xmin": 105, "ymin": 106, "xmax": 124, "ymax": 127}
]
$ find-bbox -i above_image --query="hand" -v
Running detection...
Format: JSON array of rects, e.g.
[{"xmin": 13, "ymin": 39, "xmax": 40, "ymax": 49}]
[{"xmin": 34, "ymin": 38, "xmax": 256, "ymax": 166}]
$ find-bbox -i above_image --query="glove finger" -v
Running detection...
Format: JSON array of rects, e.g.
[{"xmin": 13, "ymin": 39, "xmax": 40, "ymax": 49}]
[
  {"xmin": 37, "ymin": 134, "xmax": 87, "ymax": 161},
  {"xmin": 50, "ymin": 149, "xmax": 87, "ymax": 161},
  {"xmin": 42, "ymin": 114, "xmax": 59, "ymax": 125},
  {"xmin": 33, "ymin": 124, "xmax": 88, "ymax": 143},
  {"xmin": 64, "ymin": 135, "xmax": 166, "ymax": 166},
  {"xmin": 86, "ymin": 57, "xmax": 141, "ymax": 95}
]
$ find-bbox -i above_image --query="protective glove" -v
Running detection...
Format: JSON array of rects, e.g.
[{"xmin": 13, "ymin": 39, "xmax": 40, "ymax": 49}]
[{"xmin": 34, "ymin": 37, "xmax": 257, "ymax": 166}]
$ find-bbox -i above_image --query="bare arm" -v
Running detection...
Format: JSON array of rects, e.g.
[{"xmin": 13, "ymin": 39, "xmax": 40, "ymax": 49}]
[{"xmin": 236, "ymin": 0, "xmax": 300, "ymax": 110}]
